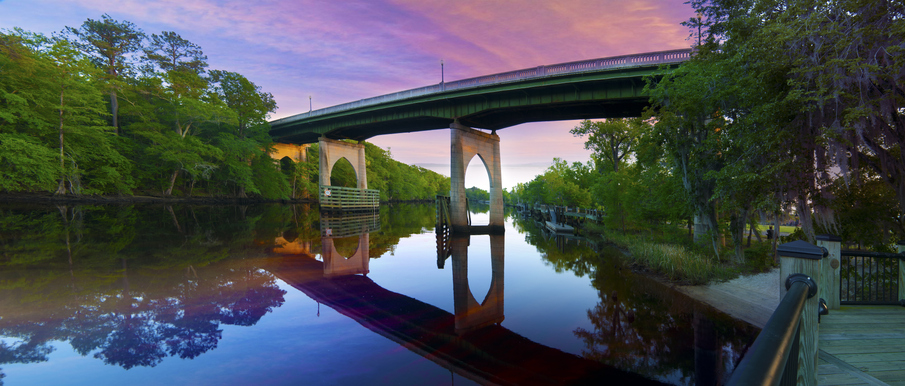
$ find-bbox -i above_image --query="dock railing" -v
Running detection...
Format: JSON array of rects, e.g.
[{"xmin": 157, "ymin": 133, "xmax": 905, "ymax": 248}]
[
  {"xmin": 815, "ymin": 235, "xmax": 905, "ymax": 307},
  {"xmin": 729, "ymin": 240, "xmax": 827, "ymax": 386},
  {"xmin": 839, "ymin": 248, "xmax": 903, "ymax": 305},
  {"xmin": 319, "ymin": 185, "xmax": 379, "ymax": 212},
  {"xmin": 436, "ymin": 195, "xmax": 452, "ymax": 267}
]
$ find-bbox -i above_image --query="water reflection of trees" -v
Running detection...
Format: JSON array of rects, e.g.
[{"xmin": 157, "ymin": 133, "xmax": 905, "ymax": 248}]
[
  {"xmin": 0, "ymin": 204, "xmax": 291, "ymax": 377},
  {"xmin": 0, "ymin": 202, "xmax": 441, "ymax": 380},
  {"xmin": 513, "ymin": 214, "xmax": 757, "ymax": 385}
]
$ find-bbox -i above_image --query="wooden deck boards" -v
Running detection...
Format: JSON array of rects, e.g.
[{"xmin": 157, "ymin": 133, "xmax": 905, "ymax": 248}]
[
  {"xmin": 818, "ymin": 306, "xmax": 905, "ymax": 385},
  {"xmin": 674, "ymin": 271, "xmax": 904, "ymax": 385}
]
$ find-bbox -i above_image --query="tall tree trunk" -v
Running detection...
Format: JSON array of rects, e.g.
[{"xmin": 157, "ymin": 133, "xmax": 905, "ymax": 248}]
[
  {"xmin": 164, "ymin": 169, "xmax": 179, "ymax": 196},
  {"xmin": 110, "ymin": 89, "xmax": 119, "ymax": 134},
  {"xmin": 56, "ymin": 89, "xmax": 68, "ymax": 195},
  {"xmin": 773, "ymin": 210, "xmax": 781, "ymax": 264},
  {"xmin": 730, "ymin": 207, "xmax": 748, "ymax": 263}
]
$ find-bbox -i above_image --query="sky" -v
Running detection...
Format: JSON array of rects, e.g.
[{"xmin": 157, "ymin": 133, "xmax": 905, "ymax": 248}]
[{"xmin": 0, "ymin": 0, "xmax": 697, "ymax": 190}]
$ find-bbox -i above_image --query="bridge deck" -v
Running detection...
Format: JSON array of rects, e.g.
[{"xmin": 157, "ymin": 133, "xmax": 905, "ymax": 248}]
[
  {"xmin": 818, "ymin": 306, "xmax": 905, "ymax": 385},
  {"xmin": 270, "ymin": 49, "xmax": 692, "ymax": 144}
]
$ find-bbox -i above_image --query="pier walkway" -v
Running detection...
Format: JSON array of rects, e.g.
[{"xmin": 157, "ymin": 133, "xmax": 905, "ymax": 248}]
[{"xmin": 676, "ymin": 269, "xmax": 905, "ymax": 385}]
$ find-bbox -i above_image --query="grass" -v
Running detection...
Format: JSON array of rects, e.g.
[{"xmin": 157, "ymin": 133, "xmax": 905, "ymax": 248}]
[
  {"xmin": 755, "ymin": 224, "xmax": 800, "ymax": 235},
  {"xmin": 587, "ymin": 222, "xmax": 774, "ymax": 286}
]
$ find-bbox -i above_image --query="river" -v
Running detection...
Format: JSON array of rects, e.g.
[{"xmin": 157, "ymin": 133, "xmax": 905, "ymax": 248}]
[{"xmin": 0, "ymin": 203, "xmax": 757, "ymax": 385}]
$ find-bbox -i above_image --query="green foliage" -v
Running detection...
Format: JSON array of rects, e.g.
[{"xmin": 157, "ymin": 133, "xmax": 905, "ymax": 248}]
[
  {"xmin": 571, "ymin": 118, "xmax": 642, "ymax": 173},
  {"xmin": 464, "ymin": 186, "xmax": 489, "ymax": 202},
  {"xmin": 0, "ymin": 19, "xmax": 308, "ymax": 199},
  {"xmin": 0, "ymin": 133, "xmax": 60, "ymax": 191}
]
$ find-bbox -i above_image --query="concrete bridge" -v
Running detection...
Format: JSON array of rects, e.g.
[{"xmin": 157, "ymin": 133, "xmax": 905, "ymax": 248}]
[{"xmin": 270, "ymin": 49, "xmax": 692, "ymax": 233}]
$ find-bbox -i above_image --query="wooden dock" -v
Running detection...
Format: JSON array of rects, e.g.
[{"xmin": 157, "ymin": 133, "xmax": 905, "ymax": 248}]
[
  {"xmin": 818, "ymin": 306, "xmax": 905, "ymax": 385},
  {"xmin": 675, "ymin": 271, "xmax": 905, "ymax": 385}
]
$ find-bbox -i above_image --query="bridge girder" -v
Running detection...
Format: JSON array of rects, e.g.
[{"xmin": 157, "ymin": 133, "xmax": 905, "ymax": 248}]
[{"xmin": 270, "ymin": 65, "xmax": 672, "ymax": 144}]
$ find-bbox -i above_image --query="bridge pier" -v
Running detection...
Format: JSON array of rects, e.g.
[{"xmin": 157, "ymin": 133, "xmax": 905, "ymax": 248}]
[
  {"xmin": 319, "ymin": 137, "xmax": 367, "ymax": 189},
  {"xmin": 318, "ymin": 138, "xmax": 378, "ymax": 211},
  {"xmin": 449, "ymin": 122, "xmax": 504, "ymax": 234}
]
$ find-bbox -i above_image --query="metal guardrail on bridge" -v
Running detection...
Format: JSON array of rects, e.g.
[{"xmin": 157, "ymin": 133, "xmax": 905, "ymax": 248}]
[{"xmin": 272, "ymin": 49, "xmax": 692, "ymax": 124}]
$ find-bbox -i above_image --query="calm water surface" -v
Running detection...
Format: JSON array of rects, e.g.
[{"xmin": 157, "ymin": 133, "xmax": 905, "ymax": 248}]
[{"xmin": 0, "ymin": 203, "xmax": 758, "ymax": 385}]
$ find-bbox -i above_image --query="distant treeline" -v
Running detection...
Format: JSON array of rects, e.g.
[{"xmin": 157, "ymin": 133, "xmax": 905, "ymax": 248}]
[{"xmin": 0, "ymin": 16, "xmax": 448, "ymax": 200}]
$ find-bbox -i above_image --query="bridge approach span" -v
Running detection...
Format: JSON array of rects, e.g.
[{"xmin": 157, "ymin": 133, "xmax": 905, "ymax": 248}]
[{"xmin": 270, "ymin": 49, "xmax": 691, "ymax": 144}]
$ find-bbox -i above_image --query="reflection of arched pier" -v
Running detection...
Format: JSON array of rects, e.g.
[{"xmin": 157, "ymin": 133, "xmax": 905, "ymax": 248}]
[
  {"xmin": 451, "ymin": 234, "xmax": 505, "ymax": 334},
  {"xmin": 319, "ymin": 213, "xmax": 380, "ymax": 277},
  {"xmin": 265, "ymin": 254, "xmax": 663, "ymax": 386},
  {"xmin": 320, "ymin": 235, "xmax": 369, "ymax": 277}
]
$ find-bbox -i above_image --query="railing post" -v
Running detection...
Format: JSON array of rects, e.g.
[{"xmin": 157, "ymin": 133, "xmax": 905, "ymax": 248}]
[
  {"xmin": 898, "ymin": 240, "xmax": 905, "ymax": 304},
  {"xmin": 817, "ymin": 234, "xmax": 841, "ymax": 310},
  {"xmin": 777, "ymin": 240, "xmax": 825, "ymax": 386}
]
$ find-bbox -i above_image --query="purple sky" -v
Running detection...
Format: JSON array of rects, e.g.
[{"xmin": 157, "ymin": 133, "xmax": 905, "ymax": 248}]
[{"xmin": 1, "ymin": 0, "xmax": 696, "ymax": 189}]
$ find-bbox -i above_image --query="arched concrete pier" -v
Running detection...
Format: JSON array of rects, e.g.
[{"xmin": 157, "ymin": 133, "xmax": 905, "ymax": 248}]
[{"xmin": 449, "ymin": 122, "xmax": 504, "ymax": 234}]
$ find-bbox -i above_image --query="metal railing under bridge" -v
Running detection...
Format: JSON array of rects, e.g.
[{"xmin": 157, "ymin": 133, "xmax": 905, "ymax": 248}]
[{"xmin": 319, "ymin": 185, "xmax": 379, "ymax": 213}]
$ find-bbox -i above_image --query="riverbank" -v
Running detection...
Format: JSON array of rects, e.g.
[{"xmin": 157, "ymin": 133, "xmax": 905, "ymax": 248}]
[
  {"xmin": 0, "ymin": 193, "xmax": 445, "ymax": 206},
  {"xmin": 0, "ymin": 192, "xmax": 318, "ymax": 205}
]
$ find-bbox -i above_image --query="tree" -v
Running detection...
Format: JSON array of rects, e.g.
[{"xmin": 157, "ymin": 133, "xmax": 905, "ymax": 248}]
[
  {"xmin": 208, "ymin": 70, "xmax": 276, "ymax": 138},
  {"xmin": 571, "ymin": 118, "xmax": 642, "ymax": 173},
  {"xmin": 0, "ymin": 29, "xmax": 130, "ymax": 195},
  {"xmin": 678, "ymin": 0, "xmax": 905, "ymax": 246},
  {"xmin": 207, "ymin": 70, "xmax": 277, "ymax": 197},
  {"xmin": 67, "ymin": 14, "xmax": 144, "ymax": 133},
  {"xmin": 45, "ymin": 37, "xmax": 111, "ymax": 194},
  {"xmin": 143, "ymin": 31, "xmax": 207, "ymax": 75}
]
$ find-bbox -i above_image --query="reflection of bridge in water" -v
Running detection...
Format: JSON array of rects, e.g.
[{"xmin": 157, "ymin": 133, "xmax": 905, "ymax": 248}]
[{"xmin": 268, "ymin": 215, "xmax": 662, "ymax": 385}]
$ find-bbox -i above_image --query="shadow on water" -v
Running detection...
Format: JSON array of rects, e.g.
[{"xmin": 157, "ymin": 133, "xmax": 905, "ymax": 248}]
[{"xmin": 0, "ymin": 203, "xmax": 757, "ymax": 385}]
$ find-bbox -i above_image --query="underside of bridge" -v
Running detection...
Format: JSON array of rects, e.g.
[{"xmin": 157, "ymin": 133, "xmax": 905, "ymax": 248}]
[{"xmin": 270, "ymin": 71, "xmax": 657, "ymax": 144}]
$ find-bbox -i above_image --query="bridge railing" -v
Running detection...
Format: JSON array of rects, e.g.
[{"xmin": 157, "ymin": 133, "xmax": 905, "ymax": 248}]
[{"xmin": 272, "ymin": 49, "xmax": 692, "ymax": 124}]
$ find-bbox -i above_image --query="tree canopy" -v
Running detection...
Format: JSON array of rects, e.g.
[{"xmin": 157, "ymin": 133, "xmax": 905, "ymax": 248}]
[{"xmin": 1, "ymin": 18, "xmax": 447, "ymax": 202}]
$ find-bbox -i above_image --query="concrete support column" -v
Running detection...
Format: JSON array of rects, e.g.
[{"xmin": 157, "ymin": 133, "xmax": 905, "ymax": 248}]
[
  {"xmin": 357, "ymin": 142, "xmax": 367, "ymax": 190},
  {"xmin": 318, "ymin": 137, "xmax": 367, "ymax": 189},
  {"xmin": 816, "ymin": 234, "xmax": 841, "ymax": 310},
  {"xmin": 449, "ymin": 121, "xmax": 503, "ymax": 233}
]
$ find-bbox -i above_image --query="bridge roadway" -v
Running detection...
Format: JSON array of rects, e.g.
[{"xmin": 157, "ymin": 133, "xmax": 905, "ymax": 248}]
[
  {"xmin": 269, "ymin": 49, "xmax": 691, "ymax": 144},
  {"xmin": 265, "ymin": 254, "xmax": 664, "ymax": 386}
]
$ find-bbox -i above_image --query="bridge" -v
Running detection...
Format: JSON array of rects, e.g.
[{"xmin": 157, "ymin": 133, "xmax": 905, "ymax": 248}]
[{"xmin": 270, "ymin": 49, "xmax": 692, "ymax": 233}]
